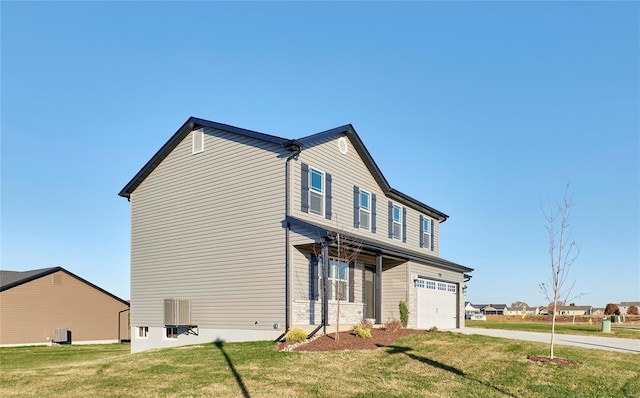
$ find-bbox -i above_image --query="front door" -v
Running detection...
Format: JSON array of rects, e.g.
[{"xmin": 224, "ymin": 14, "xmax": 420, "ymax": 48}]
[{"xmin": 364, "ymin": 265, "xmax": 376, "ymax": 319}]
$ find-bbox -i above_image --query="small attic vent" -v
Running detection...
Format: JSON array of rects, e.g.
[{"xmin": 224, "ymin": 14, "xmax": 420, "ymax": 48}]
[
  {"xmin": 338, "ymin": 137, "xmax": 348, "ymax": 155},
  {"xmin": 164, "ymin": 298, "xmax": 191, "ymax": 325},
  {"xmin": 192, "ymin": 128, "xmax": 204, "ymax": 154},
  {"xmin": 53, "ymin": 328, "xmax": 68, "ymax": 343}
]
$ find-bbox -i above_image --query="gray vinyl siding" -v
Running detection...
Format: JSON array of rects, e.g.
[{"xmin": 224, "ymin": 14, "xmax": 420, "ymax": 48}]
[
  {"xmin": 130, "ymin": 127, "xmax": 287, "ymax": 330},
  {"xmin": 381, "ymin": 262, "xmax": 408, "ymax": 322},
  {"xmin": 292, "ymin": 134, "xmax": 440, "ymax": 257}
]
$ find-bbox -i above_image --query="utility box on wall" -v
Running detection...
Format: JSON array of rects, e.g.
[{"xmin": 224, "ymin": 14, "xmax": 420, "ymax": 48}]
[{"xmin": 164, "ymin": 298, "xmax": 191, "ymax": 325}]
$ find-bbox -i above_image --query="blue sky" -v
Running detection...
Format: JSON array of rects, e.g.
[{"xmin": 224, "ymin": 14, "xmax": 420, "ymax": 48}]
[{"xmin": 2, "ymin": 2, "xmax": 638, "ymax": 308}]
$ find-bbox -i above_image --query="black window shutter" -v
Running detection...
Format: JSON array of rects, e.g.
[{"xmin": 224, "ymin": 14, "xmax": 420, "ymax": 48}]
[
  {"xmin": 310, "ymin": 254, "xmax": 318, "ymax": 300},
  {"xmin": 431, "ymin": 219, "xmax": 435, "ymax": 251},
  {"xmin": 388, "ymin": 201, "xmax": 393, "ymax": 238},
  {"xmin": 419, "ymin": 215, "xmax": 424, "ymax": 248},
  {"xmin": 353, "ymin": 186, "xmax": 360, "ymax": 228},
  {"xmin": 371, "ymin": 194, "xmax": 377, "ymax": 233},
  {"xmin": 348, "ymin": 261, "xmax": 355, "ymax": 303},
  {"xmin": 301, "ymin": 163, "xmax": 309, "ymax": 213},
  {"xmin": 325, "ymin": 173, "xmax": 332, "ymax": 220},
  {"xmin": 402, "ymin": 207, "xmax": 407, "ymax": 243}
]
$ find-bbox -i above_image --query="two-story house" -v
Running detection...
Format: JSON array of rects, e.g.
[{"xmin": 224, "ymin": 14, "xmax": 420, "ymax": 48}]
[{"xmin": 119, "ymin": 117, "xmax": 473, "ymax": 352}]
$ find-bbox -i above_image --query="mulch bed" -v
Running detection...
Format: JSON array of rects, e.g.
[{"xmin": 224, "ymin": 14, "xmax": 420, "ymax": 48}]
[
  {"xmin": 527, "ymin": 355, "xmax": 580, "ymax": 366},
  {"xmin": 278, "ymin": 328, "xmax": 430, "ymax": 352}
]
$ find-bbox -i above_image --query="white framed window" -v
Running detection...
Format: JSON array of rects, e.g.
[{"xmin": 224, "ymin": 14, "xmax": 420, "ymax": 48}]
[
  {"xmin": 447, "ymin": 284, "xmax": 457, "ymax": 293},
  {"xmin": 426, "ymin": 280, "xmax": 436, "ymax": 289},
  {"xmin": 415, "ymin": 279, "xmax": 425, "ymax": 288},
  {"xmin": 309, "ymin": 167, "xmax": 325, "ymax": 215},
  {"xmin": 392, "ymin": 204, "xmax": 402, "ymax": 240},
  {"xmin": 438, "ymin": 282, "xmax": 447, "ymax": 291},
  {"xmin": 423, "ymin": 217, "xmax": 432, "ymax": 250},
  {"xmin": 192, "ymin": 128, "xmax": 204, "ymax": 154},
  {"xmin": 359, "ymin": 189, "xmax": 371, "ymax": 230},
  {"xmin": 318, "ymin": 257, "xmax": 348, "ymax": 301},
  {"xmin": 165, "ymin": 327, "xmax": 178, "ymax": 339},
  {"xmin": 138, "ymin": 326, "xmax": 149, "ymax": 338}
]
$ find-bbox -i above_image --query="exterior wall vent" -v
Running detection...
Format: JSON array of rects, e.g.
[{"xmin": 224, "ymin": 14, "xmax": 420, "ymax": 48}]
[
  {"xmin": 53, "ymin": 328, "xmax": 68, "ymax": 343},
  {"xmin": 164, "ymin": 298, "xmax": 191, "ymax": 325}
]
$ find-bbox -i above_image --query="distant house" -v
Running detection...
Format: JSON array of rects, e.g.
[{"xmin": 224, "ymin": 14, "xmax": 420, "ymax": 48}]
[
  {"xmin": 476, "ymin": 304, "xmax": 507, "ymax": 316},
  {"xmin": 550, "ymin": 305, "xmax": 592, "ymax": 315},
  {"xmin": 0, "ymin": 267, "xmax": 129, "ymax": 346},
  {"xmin": 465, "ymin": 302, "xmax": 481, "ymax": 318},
  {"xmin": 618, "ymin": 302, "xmax": 640, "ymax": 315},
  {"xmin": 591, "ymin": 308, "xmax": 605, "ymax": 316},
  {"xmin": 504, "ymin": 302, "xmax": 539, "ymax": 316}
]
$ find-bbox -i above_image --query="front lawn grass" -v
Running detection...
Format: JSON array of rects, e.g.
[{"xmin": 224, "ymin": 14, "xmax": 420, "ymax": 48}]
[
  {"xmin": 467, "ymin": 320, "xmax": 640, "ymax": 339},
  {"xmin": 2, "ymin": 333, "xmax": 639, "ymax": 397}
]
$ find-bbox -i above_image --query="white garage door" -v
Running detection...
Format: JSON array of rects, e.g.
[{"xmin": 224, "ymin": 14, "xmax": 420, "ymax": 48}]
[{"xmin": 416, "ymin": 278, "xmax": 458, "ymax": 329}]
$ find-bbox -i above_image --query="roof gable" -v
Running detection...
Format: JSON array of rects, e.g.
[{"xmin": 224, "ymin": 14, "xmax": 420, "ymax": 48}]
[
  {"xmin": 119, "ymin": 117, "xmax": 448, "ymax": 221},
  {"xmin": 297, "ymin": 125, "xmax": 448, "ymax": 221},
  {"xmin": 119, "ymin": 117, "xmax": 289, "ymax": 198},
  {"xmin": 0, "ymin": 267, "xmax": 129, "ymax": 306}
]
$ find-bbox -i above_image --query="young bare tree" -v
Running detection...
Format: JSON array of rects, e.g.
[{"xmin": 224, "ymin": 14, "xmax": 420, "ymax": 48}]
[
  {"xmin": 539, "ymin": 184, "xmax": 583, "ymax": 359},
  {"xmin": 313, "ymin": 225, "xmax": 363, "ymax": 341},
  {"xmin": 333, "ymin": 230, "xmax": 362, "ymax": 341}
]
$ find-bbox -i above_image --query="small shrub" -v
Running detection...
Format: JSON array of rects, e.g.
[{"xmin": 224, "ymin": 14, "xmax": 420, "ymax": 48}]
[
  {"xmin": 285, "ymin": 328, "xmax": 308, "ymax": 343},
  {"xmin": 352, "ymin": 325, "xmax": 372, "ymax": 338},
  {"xmin": 627, "ymin": 305, "xmax": 639, "ymax": 315},
  {"xmin": 360, "ymin": 318, "xmax": 374, "ymax": 329},
  {"xmin": 399, "ymin": 300, "xmax": 409, "ymax": 328},
  {"xmin": 384, "ymin": 319, "xmax": 403, "ymax": 332},
  {"xmin": 428, "ymin": 326, "xmax": 438, "ymax": 333}
]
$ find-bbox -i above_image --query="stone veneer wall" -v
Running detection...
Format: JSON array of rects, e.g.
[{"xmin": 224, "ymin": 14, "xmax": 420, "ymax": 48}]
[{"xmin": 293, "ymin": 300, "xmax": 366, "ymax": 325}]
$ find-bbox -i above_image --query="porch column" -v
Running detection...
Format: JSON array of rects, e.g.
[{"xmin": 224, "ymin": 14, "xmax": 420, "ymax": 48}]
[
  {"xmin": 375, "ymin": 253, "xmax": 382, "ymax": 324},
  {"xmin": 322, "ymin": 243, "xmax": 330, "ymax": 334}
]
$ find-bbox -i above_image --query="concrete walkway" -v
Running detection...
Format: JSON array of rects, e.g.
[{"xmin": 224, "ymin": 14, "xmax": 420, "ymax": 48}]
[{"xmin": 459, "ymin": 328, "xmax": 640, "ymax": 354}]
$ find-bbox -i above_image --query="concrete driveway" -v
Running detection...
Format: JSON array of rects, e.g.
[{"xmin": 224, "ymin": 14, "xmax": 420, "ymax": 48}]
[{"xmin": 459, "ymin": 328, "xmax": 640, "ymax": 354}]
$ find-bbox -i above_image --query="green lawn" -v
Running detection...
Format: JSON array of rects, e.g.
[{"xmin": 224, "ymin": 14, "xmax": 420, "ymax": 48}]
[
  {"xmin": 466, "ymin": 320, "xmax": 640, "ymax": 339},
  {"xmin": 2, "ymin": 333, "xmax": 639, "ymax": 397}
]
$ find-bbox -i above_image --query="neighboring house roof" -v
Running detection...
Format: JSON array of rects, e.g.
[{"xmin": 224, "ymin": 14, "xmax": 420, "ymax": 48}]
[
  {"xmin": 287, "ymin": 215, "xmax": 472, "ymax": 274},
  {"xmin": 0, "ymin": 266, "xmax": 129, "ymax": 306},
  {"xmin": 119, "ymin": 117, "xmax": 449, "ymax": 221},
  {"xmin": 476, "ymin": 304, "xmax": 507, "ymax": 311},
  {"xmin": 620, "ymin": 302, "xmax": 640, "ymax": 306}
]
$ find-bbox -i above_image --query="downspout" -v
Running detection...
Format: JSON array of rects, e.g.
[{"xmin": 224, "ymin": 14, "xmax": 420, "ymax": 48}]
[{"xmin": 284, "ymin": 141, "xmax": 302, "ymax": 334}]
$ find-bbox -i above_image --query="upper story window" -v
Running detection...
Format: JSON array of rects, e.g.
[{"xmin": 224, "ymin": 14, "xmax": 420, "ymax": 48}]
[
  {"xmin": 301, "ymin": 163, "xmax": 332, "ymax": 220},
  {"xmin": 309, "ymin": 167, "xmax": 324, "ymax": 215},
  {"xmin": 192, "ymin": 128, "xmax": 204, "ymax": 154},
  {"xmin": 392, "ymin": 204, "xmax": 402, "ymax": 240},
  {"xmin": 420, "ymin": 215, "xmax": 434, "ymax": 251},
  {"xmin": 359, "ymin": 190, "xmax": 371, "ymax": 230},
  {"xmin": 387, "ymin": 201, "xmax": 406, "ymax": 242},
  {"xmin": 353, "ymin": 186, "xmax": 376, "ymax": 232}
]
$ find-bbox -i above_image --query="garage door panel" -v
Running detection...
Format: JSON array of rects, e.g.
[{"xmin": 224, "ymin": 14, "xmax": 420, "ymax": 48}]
[{"xmin": 416, "ymin": 278, "xmax": 457, "ymax": 329}]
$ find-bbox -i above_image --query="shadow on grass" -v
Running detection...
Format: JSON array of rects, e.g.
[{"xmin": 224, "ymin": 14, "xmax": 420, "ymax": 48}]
[
  {"xmin": 214, "ymin": 342, "xmax": 250, "ymax": 398},
  {"xmin": 381, "ymin": 345, "xmax": 516, "ymax": 397}
]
